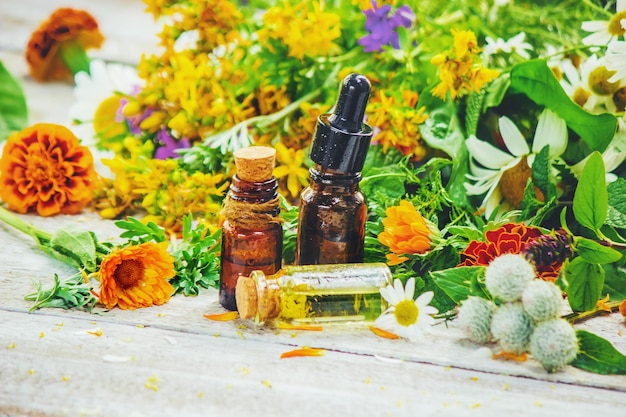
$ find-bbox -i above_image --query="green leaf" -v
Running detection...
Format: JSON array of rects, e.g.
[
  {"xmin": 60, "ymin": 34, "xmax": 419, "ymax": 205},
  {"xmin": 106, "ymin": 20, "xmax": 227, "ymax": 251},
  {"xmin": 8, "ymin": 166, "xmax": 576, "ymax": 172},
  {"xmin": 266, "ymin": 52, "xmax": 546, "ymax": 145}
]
[
  {"xmin": 0, "ymin": 61, "xmax": 28, "ymax": 142},
  {"xmin": 602, "ymin": 263, "xmax": 626, "ymax": 301},
  {"xmin": 115, "ymin": 217, "xmax": 167, "ymax": 243},
  {"xmin": 509, "ymin": 60, "xmax": 616, "ymax": 153},
  {"xmin": 430, "ymin": 265, "xmax": 485, "ymax": 304},
  {"xmin": 564, "ymin": 257, "xmax": 605, "ymax": 312},
  {"xmin": 418, "ymin": 88, "xmax": 466, "ymax": 159},
  {"xmin": 464, "ymin": 90, "xmax": 485, "ymax": 137},
  {"xmin": 571, "ymin": 330, "xmax": 626, "ymax": 375},
  {"xmin": 575, "ymin": 237, "xmax": 623, "ymax": 264},
  {"xmin": 531, "ymin": 145, "xmax": 556, "ymax": 201},
  {"xmin": 573, "ymin": 152, "xmax": 608, "ymax": 231},
  {"xmin": 606, "ymin": 178, "xmax": 626, "ymax": 229},
  {"xmin": 50, "ymin": 229, "xmax": 97, "ymax": 272}
]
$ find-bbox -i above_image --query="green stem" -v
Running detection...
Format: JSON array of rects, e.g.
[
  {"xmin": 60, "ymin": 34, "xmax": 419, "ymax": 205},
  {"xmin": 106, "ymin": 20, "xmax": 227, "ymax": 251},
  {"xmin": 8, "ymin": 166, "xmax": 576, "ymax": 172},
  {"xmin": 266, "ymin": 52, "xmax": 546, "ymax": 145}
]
[
  {"xmin": 564, "ymin": 301, "xmax": 622, "ymax": 324},
  {"xmin": 580, "ymin": 0, "xmax": 612, "ymax": 17},
  {"xmin": 57, "ymin": 40, "xmax": 91, "ymax": 76},
  {"xmin": 0, "ymin": 206, "xmax": 52, "ymax": 247}
]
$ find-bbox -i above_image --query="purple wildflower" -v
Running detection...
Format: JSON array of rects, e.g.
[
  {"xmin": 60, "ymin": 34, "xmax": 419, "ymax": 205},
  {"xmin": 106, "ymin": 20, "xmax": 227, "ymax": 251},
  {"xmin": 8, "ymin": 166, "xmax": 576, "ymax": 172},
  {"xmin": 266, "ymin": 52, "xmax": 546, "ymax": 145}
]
[
  {"xmin": 154, "ymin": 128, "xmax": 191, "ymax": 160},
  {"xmin": 358, "ymin": 1, "xmax": 415, "ymax": 53}
]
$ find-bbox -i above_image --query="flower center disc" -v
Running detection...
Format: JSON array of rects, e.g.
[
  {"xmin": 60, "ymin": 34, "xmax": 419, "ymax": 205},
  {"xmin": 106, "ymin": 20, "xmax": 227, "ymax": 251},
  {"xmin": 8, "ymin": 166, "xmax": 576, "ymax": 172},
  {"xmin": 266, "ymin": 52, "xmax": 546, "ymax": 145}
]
[
  {"xmin": 114, "ymin": 259, "xmax": 145, "ymax": 289},
  {"xmin": 609, "ymin": 11, "xmax": 626, "ymax": 36},
  {"xmin": 499, "ymin": 157, "xmax": 545, "ymax": 209},
  {"xmin": 394, "ymin": 299, "xmax": 419, "ymax": 327}
]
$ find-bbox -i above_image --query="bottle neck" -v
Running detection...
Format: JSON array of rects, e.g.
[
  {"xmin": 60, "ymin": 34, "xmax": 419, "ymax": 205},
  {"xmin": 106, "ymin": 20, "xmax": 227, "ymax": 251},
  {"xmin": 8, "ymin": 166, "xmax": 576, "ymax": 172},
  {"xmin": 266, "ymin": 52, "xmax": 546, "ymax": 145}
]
[
  {"xmin": 229, "ymin": 175, "xmax": 278, "ymax": 203},
  {"xmin": 309, "ymin": 166, "xmax": 361, "ymax": 189}
]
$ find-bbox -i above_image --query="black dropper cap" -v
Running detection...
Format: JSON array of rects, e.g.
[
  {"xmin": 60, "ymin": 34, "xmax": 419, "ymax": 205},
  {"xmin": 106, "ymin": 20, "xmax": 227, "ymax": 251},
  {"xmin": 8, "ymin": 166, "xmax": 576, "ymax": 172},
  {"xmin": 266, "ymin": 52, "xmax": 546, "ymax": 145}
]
[{"xmin": 309, "ymin": 73, "xmax": 373, "ymax": 173}]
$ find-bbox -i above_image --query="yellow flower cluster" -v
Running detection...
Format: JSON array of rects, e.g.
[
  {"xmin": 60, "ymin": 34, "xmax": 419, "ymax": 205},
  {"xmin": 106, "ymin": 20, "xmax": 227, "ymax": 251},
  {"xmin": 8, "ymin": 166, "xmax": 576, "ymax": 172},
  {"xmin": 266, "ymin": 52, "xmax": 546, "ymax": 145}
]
[
  {"xmin": 257, "ymin": 1, "xmax": 342, "ymax": 60},
  {"xmin": 430, "ymin": 29, "xmax": 500, "ymax": 100},
  {"xmin": 93, "ymin": 155, "xmax": 228, "ymax": 234},
  {"xmin": 368, "ymin": 89, "xmax": 429, "ymax": 160}
]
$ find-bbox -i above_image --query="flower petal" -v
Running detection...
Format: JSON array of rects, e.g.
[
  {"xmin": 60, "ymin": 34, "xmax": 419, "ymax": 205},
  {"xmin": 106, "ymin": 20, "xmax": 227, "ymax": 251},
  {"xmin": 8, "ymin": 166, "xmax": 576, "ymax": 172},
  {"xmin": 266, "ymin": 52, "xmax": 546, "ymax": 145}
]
[
  {"xmin": 499, "ymin": 116, "xmax": 530, "ymax": 157},
  {"xmin": 532, "ymin": 109, "xmax": 567, "ymax": 156},
  {"xmin": 405, "ymin": 277, "xmax": 415, "ymax": 301},
  {"xmin": 466, "ymin": 135, "xmax": 516, "ymax": 169}
]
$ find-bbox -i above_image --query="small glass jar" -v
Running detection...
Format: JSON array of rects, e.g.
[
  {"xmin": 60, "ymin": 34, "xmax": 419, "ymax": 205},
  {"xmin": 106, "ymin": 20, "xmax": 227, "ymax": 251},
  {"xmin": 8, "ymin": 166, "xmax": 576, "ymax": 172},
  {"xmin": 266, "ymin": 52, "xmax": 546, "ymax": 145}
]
[
  {"xmin": 219, "ymin": 147, "xmax": 283, "ymax": 311},
  {"xmin": 235, "ymin": 263, "xmax": 392, "ymax": 324}
]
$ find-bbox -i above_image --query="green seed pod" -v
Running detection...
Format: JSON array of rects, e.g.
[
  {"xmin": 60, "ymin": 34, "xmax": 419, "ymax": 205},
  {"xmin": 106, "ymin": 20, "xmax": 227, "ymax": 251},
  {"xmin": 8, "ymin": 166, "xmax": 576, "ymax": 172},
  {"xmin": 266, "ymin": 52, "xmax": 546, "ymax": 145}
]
[
  {"xmin": 522, "ymin": 279, "xmax": 563, "ymax": 322},
  {"xmin": 457, "ymin": 296, "xmax": 496, "ymax": 344},
  {"xmin": 485, "ymin": 253, "xmax": 536, "ymax": 302},
  {"xmin": 490, "ymin": 302, "xmax": 533, "ymax": 355},
  {"xmin": 530, "ymin": 319, "xmax": 578, "ymax": 373}
]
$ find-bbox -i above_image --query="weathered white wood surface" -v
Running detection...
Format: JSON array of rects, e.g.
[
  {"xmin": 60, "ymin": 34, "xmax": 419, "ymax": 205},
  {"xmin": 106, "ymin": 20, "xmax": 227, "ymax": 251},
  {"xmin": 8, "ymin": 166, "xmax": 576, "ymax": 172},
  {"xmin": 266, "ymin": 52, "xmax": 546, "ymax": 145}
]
[{"xmin": 1, "ymin": 1, "xmax": 625, "ymax": 416}]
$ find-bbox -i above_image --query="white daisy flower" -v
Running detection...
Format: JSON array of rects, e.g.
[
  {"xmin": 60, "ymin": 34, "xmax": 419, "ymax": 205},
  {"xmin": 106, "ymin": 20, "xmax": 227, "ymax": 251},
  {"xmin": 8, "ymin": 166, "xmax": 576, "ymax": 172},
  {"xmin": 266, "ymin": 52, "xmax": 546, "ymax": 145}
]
[
  {"xmin": 70, "ymin": 59, "xmax": 143, "ymax": 147},
  {"xmin": 581, "ymin": 0, "xmax": 626, "ymax": 46},
  {"xmin": 559, "ymin": 54, "xmax": 620, "ymax": 114},
  {"xmin": 374, "ymin": 277, "xmax": 438, "ymax": 341},
  {"xmin": 605, "ymin": 40, "xmax": 626, "ymax": 83},
  {"xmin": 483, "ymin": 32, "xmax": 533, "ymax": 60},
  {"xmin": 464, "ymin": 108, "xmax": 567, "ymax": 219}
]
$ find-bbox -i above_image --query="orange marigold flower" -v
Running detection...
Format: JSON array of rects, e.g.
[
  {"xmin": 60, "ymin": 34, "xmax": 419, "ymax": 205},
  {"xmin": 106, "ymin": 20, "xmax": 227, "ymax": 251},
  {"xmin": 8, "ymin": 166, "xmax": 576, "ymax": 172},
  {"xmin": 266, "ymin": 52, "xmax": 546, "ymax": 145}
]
[
  {"xmin": 0, "ymin": 123, "xmax": 96, "ymax": 216},
  {"xmin": 25, "ymin": 8, "xmax": 104, "ymax": 82},
  {"xmin": 99, "ymin": 242, "xmax": 175, "ymax": 310},
  {"xmin": 378, "ymin": 200, "xmax": 434, "ymax": 265}
]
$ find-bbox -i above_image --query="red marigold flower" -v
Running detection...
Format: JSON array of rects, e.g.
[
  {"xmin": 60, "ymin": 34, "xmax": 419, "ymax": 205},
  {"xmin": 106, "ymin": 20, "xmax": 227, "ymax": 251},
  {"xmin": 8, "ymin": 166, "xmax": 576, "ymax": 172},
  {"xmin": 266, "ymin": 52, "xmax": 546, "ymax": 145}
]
[
  {"xmin": 0, "ymin": 123, "xmax": 96, "ymax": 216},
  {"xmin": 460, "ymin": 223, "xmax": 561, "ymax": 280}
]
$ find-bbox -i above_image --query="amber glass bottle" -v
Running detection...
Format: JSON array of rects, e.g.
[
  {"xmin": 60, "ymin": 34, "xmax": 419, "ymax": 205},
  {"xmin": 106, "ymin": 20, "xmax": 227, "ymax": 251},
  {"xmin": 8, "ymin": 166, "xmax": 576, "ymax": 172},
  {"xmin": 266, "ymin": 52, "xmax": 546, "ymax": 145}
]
[
  {"xmin": 219, "ymin": 146, "xmax": 283, "ymax": 311},
  {"xmin": 296, "ymin": 73, "xmax": 373, "ymax": 265}
]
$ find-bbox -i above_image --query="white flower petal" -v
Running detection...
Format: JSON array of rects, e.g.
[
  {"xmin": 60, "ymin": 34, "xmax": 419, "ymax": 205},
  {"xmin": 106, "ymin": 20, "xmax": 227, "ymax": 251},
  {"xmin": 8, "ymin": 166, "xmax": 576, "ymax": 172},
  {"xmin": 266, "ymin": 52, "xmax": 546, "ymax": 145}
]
[
  {"xmin": 405, "ymin": 277, "xmax": 415, "ymax": 301},
  {"xmin": 532, "ymin": 109, "xmax": 567, "ymax": 156},
  {"xmin": 499, "ymin": 116, "xmax": 530, "ymax": 157},
  {"xmin": 484, "ymin": 185, "xmax": 503, "ymax": 219},
  {"xmin": 416, "ymin": 291, "xmax": 434, "ymax": 307},
  {"xmin": 373, "ymin": 311, "xmax": 397, "ymax": 330},
  {"xmin": 379, "ymin": 286, "xmax": 395, "ymax": 305},
  {"xmin": 466, "ymin": 135, "xmax": 516, "ymax": 169}
]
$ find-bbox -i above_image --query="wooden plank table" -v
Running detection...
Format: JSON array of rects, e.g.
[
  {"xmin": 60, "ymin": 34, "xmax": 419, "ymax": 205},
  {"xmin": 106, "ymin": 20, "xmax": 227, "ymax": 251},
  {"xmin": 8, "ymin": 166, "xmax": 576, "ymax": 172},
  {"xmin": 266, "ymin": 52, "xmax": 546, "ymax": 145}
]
[{"xmin": 1, "ymin": 1, "xmax": 625, "ymax": 416}]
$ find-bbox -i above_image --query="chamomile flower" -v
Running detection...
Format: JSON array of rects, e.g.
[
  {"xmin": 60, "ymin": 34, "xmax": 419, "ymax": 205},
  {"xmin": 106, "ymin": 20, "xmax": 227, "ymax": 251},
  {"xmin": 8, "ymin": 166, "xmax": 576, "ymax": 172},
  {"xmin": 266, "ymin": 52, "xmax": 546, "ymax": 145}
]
[
  {"xmin": 374, "ymin": 278, "xmax": 438, "ymax": 341},
  {"xmin": 560, "ymin": 54, "xmax": 622, "ymax": 113},
  {"xmin": 464, "ymin": 108, "xmax": 567, "ymax": 219},
  {"xmin": 483, "ymin": 32, "xmax": 533, "ymax": 60},
  {"xmin": 605, "ymin": 40, "xmax": 626, "ymax": 83},
  {"xmin": 70, "ymin": 59, "xmax": 143, "ymax": 147},
  {"xmin": 581, "ymin": 0, "xmax": 626, "ymax": 46}
]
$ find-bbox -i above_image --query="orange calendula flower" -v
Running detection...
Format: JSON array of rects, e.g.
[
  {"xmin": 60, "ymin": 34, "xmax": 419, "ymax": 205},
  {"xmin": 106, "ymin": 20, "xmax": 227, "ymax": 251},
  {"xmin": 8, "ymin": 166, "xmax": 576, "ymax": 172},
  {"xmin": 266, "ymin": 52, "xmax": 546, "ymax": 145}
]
[
  {"xmin": 378, "ymin": 200, "xmax": 435, "ymax": 265},
  {"xmin": 25, "ymin": 8, "xmax": 104, "ymax": 82},
  {"xmin": 98, "ymin": 242, "xmax": 175, "ymax": 310},
  {"xmin": 0, "ymin": 123, "xmax": 96, "ymax": 216}
]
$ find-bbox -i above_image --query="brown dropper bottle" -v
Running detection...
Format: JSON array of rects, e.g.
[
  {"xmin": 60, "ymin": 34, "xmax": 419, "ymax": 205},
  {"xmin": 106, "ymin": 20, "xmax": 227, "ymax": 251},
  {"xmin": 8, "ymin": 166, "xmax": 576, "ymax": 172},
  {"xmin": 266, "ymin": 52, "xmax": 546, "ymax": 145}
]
[
  {"xmin": 296, "ymin": 73, "xmax": 373, "ymax": 265},
  {"xmin": 219, "ymin": 146, "xmax": 283, "ymax": 311}
]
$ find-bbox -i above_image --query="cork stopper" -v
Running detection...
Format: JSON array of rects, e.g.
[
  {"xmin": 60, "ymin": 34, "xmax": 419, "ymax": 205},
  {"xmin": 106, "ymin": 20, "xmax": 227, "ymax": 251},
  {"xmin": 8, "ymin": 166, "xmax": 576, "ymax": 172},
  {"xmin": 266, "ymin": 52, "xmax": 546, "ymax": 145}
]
[
  {"xmin": 235, "ymin": 275, "xmax": 258, "ymax": 320},
  {"xmin": 233, "ymin": 146, "xmax": 276, "ymax": 182}
]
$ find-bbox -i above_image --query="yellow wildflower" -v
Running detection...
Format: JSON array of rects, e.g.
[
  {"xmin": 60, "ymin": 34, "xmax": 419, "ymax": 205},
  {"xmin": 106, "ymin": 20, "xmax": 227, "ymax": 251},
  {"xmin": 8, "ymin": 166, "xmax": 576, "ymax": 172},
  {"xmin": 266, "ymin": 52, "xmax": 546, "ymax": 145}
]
[
  {"xmin": 431, "ymin": 29, "xmax": 500, "ymax": 101},
  {"xmin": 367, "ymin": 90, "xmax": 429, "ymax": 159},
  {"xmin": 273, "ymin": 141, "xmax": 310, "ymax": 199},
  {"xmin": 257, "ymin": 1, "xmax": 341, "ymax": 60}
]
